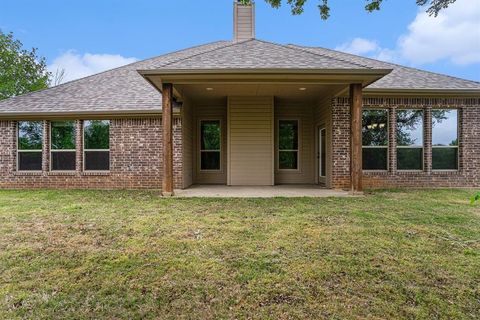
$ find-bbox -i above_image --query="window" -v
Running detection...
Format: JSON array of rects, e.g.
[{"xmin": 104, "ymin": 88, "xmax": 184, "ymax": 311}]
[
  {"xmin": 84, "ymin": 120, "xmax": 110, "ymax": 171},
  {"xmin": 362, "ymin": 109, "xmax": 388, "ymax": 170},
  {"xmin": 319, "ymin": 128, "xmax": 326, "ymax": 177},
  {"xmin": 200, "ymin": 120, "xmax": 221, "ymax": 171},
  {"xmin": 278, "ymin": 120, "xmax": 299, "ymax": 170},
  {"xmin": 396, "ymin": 110, "xmax": 424, "ymax": 170},
  {"xmin": 17, "ymin": 121, "xmax": 43, "ymax": 171},
  {"xmin": 432, "ymin": 109, "xmax": 458, "ymax": 170},
  {"xmin": 51, "ymin": 121, "xmax": 76, "ymax": 171}
]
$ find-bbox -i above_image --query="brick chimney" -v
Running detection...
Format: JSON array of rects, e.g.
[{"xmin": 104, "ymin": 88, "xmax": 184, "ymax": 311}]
[{"xmin": 234, "ymin": 1, "xmax": 255, "ymax": 42}]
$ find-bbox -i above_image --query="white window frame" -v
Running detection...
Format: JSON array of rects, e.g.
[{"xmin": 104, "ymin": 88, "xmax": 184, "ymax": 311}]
[
  {"xmin": 50, "ymin": 121, "xmax": 76, "ymax": 172},
  {"xmin": 432, "ymin": 108, "xmax": 459, "ymax": 172},
  {"xmin": 396, "ymin": 109, "xmax": 424, "ymax": 172},
  {"xmin": 16, "ymin": 121, "xmax": 43, "ymax": 172},
  {"xmin": 83, "ymin": 120, "xmax": 110, "ymax": 172},
  {"xmin": 199, "ymin": 119, "xmax": 222, "ymax": 172},
  {"xmin": 362, "ymin": 108, "xmax": 389, "ymax": 172},
  {"xmin": 277, "ymin": 119, "xmax": 300, "ymax": 172}
]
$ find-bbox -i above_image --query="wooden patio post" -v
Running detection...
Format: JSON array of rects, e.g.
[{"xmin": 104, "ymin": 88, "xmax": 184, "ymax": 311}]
[
  {"xmin": 350, "ymin": 83, "xmax": 363, "ymax": 194},
  {"xmin": 162, "ymin": 83, "xmax": 174, "ymax": 196}
]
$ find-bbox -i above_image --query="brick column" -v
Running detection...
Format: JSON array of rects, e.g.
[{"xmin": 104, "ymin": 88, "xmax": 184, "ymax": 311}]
[{"xmin": 424, "ymin": 106, "xmax": 432, "ymax": 174}]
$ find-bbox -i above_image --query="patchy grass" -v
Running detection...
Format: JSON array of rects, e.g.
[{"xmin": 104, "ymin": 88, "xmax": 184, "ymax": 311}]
[{"xmin": 0, "ymin": 189, "xmax": 479, "ymax": 319}]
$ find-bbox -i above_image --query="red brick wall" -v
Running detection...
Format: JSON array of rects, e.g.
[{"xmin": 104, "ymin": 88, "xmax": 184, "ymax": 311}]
[
  {"xmin": 0, "ymin": 118, "xmax": 184, "ymax": 190},
  {"xmin": 331, "ymin": 97, "xmax": 480, "ymax": 189}
]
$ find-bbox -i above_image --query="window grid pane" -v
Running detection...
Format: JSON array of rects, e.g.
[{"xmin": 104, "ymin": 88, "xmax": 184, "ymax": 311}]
[
  {"xmin": 51, "ymin": 121, "xmax": 76, "ymax": 150},
  {"xmin": 18, "ymin": 121, "xmax": 43, "ymax": 150},
  {"xmin": 200, "ymin": 121, "xmax": 221, "ymax": 151},
  {"xmin": 396, "ymin": 110, "xmax": 424, "ymax": 147},
  {"xmin": 84, "ymin": 120, "xmax": 110, "ymax": 150},
  {"xmin": 397, "ymin": 147, "xmax": 423, "ymax": 171},
  {"xmin": 279, "ymin": 120, "xmax": 299, "ymax": 170},
  {"xmin": 18, "ymin": 152, "xmax": 42, "ymax": 171},
  {"xmin": 200, "ymin": 120, "xmax": 221, "ymax": 171},
  {"xmin": 51, "ymin": 151, "xmax": 76, "ymax": 171},
  {"xmin": 84, "ymin": 120, "xmax": 110, "ymax": 171}
]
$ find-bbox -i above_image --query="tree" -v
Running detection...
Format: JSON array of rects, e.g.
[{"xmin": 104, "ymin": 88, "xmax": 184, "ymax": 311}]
[
  {"xmin": 239, "ymin": 0, "xmax": 457, "ymax": 20},
  {"xmin": 0, "ymin": 31, "xmax": 50, "ymax": 100}
]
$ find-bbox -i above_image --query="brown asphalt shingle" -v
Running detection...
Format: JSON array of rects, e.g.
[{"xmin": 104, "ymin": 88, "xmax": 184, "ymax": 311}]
[{"xmin": 0, "ymin": 39, "xmax": 478, "ymax": 115}]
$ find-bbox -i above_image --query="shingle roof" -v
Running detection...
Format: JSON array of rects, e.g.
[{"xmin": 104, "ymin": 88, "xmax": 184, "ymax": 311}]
[
  {"xmin": 288, "ymin": 44, "xmax": 480, "ymax": 91},
  {"xmin": 0, "ymin": 39, "xmax": 478, "ymax": 116},
  {"xmin": 0, "ymin": 41, "xmax": 231, "ymax": 114},
  {"xmin": 145, "ymin": 39, "xmax": 369, "ymax": 70}
]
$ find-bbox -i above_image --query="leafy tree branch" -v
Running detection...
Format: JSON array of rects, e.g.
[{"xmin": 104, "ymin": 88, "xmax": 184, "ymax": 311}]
[{"xmin": 239, "ymin": 0, "xmax": 457, "ymax": 19}]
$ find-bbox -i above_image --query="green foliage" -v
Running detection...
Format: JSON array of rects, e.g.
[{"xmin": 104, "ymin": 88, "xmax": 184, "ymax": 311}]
[
  {"xmin": 471, "ymin": 193, "xmax": 480, "ymax": 205},
  {"xmin": 239, "ymin": 0, "xmax": 456, "ymax": 19},
  {"xmin": 0, "ymin": 31, "xmax": 50, "ymax": 100}
]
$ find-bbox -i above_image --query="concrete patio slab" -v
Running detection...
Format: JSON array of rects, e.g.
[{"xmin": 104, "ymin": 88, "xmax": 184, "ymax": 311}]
[{"xmin": 174, "ymin": 185, "xmax": 351, "ymax": 198}]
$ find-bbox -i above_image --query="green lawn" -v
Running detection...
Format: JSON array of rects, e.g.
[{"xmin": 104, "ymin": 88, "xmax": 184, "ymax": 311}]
[{"xmin": 0, "ymin": 189, "xmax": 479, "ymax": 319}]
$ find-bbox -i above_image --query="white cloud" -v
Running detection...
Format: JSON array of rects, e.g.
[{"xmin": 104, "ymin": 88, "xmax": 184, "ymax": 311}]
[
  {"xmin": 336, "ymin": 0, "xmax": 480, "ymax": 66},
  {"xmin": 48, "ymin": 50, "xmax": 138, "ymax": 84},
  {"xmin": 399, "ymin": 0, "xmax": 480, "ymax": 65},
  {"xmin": 336, "ymin": 38, "xmax": 380, "ymax": 55},
  {"xmin": 335, "ymin": 38, "xmax": 398, "ymax": 63}
]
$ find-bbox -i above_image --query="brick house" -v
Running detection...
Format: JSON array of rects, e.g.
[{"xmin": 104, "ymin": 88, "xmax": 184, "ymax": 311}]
[{"xmin": 0, "ymin": 2, "xmax": 479, "ymax": 195}]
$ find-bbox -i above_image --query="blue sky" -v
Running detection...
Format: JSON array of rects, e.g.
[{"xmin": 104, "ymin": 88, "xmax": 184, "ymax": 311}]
[{"xmin": 1, "ymin": 0, "xmax": 479, "ymax": 83}]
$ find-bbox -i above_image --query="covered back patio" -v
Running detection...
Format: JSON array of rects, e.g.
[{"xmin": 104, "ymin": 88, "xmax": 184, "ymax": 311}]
[{"xmin": 140, "ymin": 64, "xmax": 391, "ymax": 196}]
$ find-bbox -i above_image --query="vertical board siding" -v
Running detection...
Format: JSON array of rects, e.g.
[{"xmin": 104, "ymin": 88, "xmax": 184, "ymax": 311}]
[
  {"xmin": 182, "ymin": 99, "xmax": 194, "ymax": 188},
  {"xmin": 228, "ymin": 97, "xmax": 274, "ymax": 186}
]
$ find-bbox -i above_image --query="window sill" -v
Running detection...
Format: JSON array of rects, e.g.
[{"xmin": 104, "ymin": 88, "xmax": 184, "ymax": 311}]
[
  {"xmin": 14, "ymin": 171, "xmax": 43, "ymax": 176},
  {"xmin": 397, "ymin": 170, "xmax": 425, "ymax": 174},
  {"xmin": 432, "ymin": 170, "xmax": 460, "ymax": 175},
  {"xmin": 47, "ymin": 171, "xmax": 77, "ymax": 176},
  {"xmin": 81, "ymin": 171, "xmax": 111, "ymax": 176},
  {"xmin": 363, "ymin": 170, "xmax": 389, "ymax": 175}
]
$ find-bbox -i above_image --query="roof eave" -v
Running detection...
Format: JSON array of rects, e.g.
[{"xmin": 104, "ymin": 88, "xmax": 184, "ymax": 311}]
[
  {"xmin": 364, "ymin": 88, "xmax": 480, "ymax": 97},
  {"xmin": 138, "ymin": 68, "xmax": 393, "ymax": 91},
  {"xmin": 0, "ymin": 109, "xmax": 173, "ymax": 120}
]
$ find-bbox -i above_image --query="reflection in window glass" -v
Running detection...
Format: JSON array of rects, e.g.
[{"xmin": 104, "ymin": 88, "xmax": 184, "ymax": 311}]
[
  {"xmin": 200, "ymin": 120, "xmax": 221, "ymax": 171},
  {"xmin": 396, "ymin": 110, "xmax": 424, "ymax": 170},
  {"xmin": 51, "ymin": 121, "xmax": 76, "ymax": 171},
  {"xmin": 432, "ymin": 109, "xmax": 458, "ymax": 170},
  {"xmin": 18, "ymin": 121, "xmax": 43, "ymax": 171},
  {"xmin": 362, "ymin": 110, "xmax": 388, "ymax": 170},
  {"xmin": 279, "ymin": 120, "xmax": 299, "ymax": 170},
  {"xmin": 84, "ymin": 120, "xmax": 110, "ymax": 171}
]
